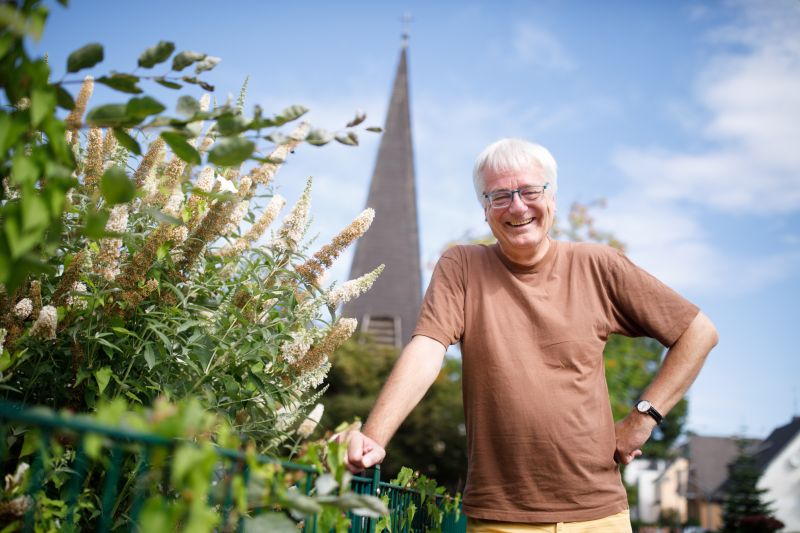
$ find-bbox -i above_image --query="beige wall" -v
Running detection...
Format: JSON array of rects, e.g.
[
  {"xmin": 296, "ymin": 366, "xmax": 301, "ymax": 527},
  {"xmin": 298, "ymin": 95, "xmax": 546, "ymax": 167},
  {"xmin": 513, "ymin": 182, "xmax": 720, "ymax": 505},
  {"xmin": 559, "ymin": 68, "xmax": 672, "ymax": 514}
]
[
  {"xmin": 656, "ymin": 457, "xmax": 688, "ymax": 523},
  {"xmin": 689, "ymin": 499, "xmax": 723, "ymax": 531}
]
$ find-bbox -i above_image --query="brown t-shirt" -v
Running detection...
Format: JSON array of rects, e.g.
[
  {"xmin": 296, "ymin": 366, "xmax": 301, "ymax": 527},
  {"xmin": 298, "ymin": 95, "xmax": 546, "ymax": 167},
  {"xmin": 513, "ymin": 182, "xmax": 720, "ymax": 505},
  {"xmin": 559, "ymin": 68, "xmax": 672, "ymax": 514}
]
[{"xmin": 413, "ymin": 240, "xmax": 699, "ymax": 523}]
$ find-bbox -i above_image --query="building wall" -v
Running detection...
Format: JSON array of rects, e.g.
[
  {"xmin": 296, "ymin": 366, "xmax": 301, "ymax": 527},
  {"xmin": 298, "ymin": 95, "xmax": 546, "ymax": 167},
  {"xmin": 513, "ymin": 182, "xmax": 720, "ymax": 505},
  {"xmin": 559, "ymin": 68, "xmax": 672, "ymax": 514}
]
[
  {"xmin": 656, "ymin": 457, "xmax": 688, "ymax": 523},
  {"xmin": 688, "ymin": 499, "xmax": 723, "ymax": 531},
  {"xmin": 624, "ymin": 459, "xmax": 666, "ymax": 523},
  {"xmin": 758, "ymin": 433, "xmax": 800, "ymax": 532}
]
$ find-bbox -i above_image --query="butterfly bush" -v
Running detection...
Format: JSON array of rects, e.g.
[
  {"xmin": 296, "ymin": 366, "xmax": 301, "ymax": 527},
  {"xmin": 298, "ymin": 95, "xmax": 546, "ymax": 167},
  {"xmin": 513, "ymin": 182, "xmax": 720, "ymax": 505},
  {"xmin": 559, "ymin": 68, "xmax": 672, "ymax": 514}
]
[{"xmin": 0, "ymin": 79, "xmax": 383, "ymax": 453}]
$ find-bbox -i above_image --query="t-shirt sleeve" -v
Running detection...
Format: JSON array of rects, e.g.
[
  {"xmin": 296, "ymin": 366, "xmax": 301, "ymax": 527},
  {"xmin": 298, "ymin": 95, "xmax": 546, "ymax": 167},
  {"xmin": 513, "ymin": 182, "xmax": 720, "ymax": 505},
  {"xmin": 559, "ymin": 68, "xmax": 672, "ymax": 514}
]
[
  {"xmin": 605, "ymin": 248, "xmax": 699, "ymax": 347},
  {"xmin": 413, "ymin": 246, "xmax": 466, "ymax": 348}
]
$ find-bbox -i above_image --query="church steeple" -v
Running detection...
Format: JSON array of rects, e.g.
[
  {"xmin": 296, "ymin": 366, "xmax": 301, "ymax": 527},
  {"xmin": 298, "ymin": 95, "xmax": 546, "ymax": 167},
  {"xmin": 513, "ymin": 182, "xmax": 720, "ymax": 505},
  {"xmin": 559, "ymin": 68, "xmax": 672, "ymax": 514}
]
[{"xmin": 343, "ymin": 46, "xmax": 422, "ymax": 347}]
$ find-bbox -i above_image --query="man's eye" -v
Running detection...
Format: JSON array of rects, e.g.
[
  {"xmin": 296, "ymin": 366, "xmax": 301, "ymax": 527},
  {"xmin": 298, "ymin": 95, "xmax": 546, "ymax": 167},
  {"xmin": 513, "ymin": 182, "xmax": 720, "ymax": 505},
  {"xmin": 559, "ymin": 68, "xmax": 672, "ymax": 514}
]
[
  {"xmin": 521, "ymin": 190, "xmax": 540, "ymax": 199},
  {"xmin": 492, "ymin": 192, "xmax": 512, "ymax": 201}
]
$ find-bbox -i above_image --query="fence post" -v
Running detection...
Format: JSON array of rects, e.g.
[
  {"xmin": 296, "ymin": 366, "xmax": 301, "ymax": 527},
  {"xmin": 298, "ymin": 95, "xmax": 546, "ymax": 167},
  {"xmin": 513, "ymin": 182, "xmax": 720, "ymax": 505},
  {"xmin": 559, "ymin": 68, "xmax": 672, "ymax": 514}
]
[{"xmin": 367, "ymin": 465, "xmax": 381, "ymax": 533}]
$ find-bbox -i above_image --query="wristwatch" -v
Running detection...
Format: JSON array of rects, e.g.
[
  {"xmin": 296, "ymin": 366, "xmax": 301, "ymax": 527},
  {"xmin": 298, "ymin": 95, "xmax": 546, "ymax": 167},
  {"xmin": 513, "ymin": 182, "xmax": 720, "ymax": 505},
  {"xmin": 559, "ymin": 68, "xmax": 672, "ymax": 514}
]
[{"xmin": 635, "ymin": 400, "xmax": 663, "ymax": 425}]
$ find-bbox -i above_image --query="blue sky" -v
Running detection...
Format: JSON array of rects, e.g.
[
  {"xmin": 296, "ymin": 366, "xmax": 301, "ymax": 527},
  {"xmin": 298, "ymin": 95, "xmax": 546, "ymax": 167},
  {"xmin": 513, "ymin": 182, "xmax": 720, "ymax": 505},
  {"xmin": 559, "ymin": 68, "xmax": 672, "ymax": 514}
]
[{"xmin": 36, "ymin": 1, "xmax": 799, "ymax": 438}]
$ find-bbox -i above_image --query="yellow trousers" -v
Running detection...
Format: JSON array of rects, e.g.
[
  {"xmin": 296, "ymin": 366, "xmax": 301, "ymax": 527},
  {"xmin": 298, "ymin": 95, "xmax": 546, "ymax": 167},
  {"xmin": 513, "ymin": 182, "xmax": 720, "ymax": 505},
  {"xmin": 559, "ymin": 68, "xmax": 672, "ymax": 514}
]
[{"xmin": 467, "ymin": 509, "xmax": 632, "ymax": 533}]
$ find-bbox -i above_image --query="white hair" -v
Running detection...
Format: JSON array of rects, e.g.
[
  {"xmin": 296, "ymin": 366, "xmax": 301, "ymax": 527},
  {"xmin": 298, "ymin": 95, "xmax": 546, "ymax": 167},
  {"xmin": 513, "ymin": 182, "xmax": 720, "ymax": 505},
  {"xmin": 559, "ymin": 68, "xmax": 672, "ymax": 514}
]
[{"xmin": 472, "ymin": 138, "xmax": 558, "ymax": 203}]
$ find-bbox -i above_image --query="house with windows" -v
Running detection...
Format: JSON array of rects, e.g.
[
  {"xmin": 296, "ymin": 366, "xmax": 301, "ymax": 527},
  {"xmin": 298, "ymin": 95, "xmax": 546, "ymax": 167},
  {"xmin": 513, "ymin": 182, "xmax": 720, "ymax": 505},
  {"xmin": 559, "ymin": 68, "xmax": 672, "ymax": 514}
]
[
  {"xmin": 635, "ymin": 418, "xmax": 800, "ymax": 532},
  {"xmin": 752, "ymin": 416, "xmax": 800, "ymax": 532}
]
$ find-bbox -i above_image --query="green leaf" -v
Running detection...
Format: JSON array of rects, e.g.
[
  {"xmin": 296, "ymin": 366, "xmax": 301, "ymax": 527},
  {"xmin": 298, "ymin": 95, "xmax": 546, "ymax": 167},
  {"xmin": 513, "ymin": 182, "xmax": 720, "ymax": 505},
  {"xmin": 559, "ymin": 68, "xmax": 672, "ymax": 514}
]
[
  {"xmin": 305, "ymin": 128, "xmax": 333, "ymax": 146},
  {"xmin": 278, "ymin": 104, "xmax": 308, "ymax": 124},
  {"xmin": 154, "ymin": 77, "xmax": 182, "ymax": 90},
  {"xmin": 138, "ymin": 40, "xmax": 175, "ymax": 68},
  {"xmin": 243, "ymin": 513, "xmax": 297, "ymax": 533},
  {"xmin": 144, "ymin": 345, "xmax": 156, "ymax": 370},
  {"xmin": 208, "ymin": 137, "xmax": 254, "ymax": 167},
  {"xmin": 112, "ymin": 128, "xmax": 141, "ymax": 155},
  {"xmin": 216, "ymin": 113, "xmax": 248, "ymax": 136},
  {"xmin": 21, "ymin": 190, "xmax": 49, "ymax": 232},
  {"xmin": 86, "ymin": 103, "xmax": 134, "ymax": 128},
  {"xmin": 194, "ymin": 55, "xmax": 220, "ymax": 74},
  {"xmin": 30, "ymin": 88, "xmax": 55, "ymax": 127},
  {"xmin": 179, "ymin": 76, "xmax": 215, "ymax": 91},
  {"xmin": 66, "ymin": 43, "xmax": 103, "ymax": 73},
  {"xmin": 11, "ymin": 152, "xmax": 38, "ymax": 186},
  {"xmin": 327, "ymin": 493, "xmax": 389, "ymax": 518},
  {"xmin": 366, "ymin": 126, "xmax": 383, "ymax": 133},
  {"xmin": 335, "ymin": 131, "xmax": 358, "ymax": 146},
  {"xmin": 346, "ymin": 111, "xmax": 366, "ymax": 128},
  {"xmin": 281, "ymin": 491, "xmax": 322, "ymax": 515},
  {"xmin": 96, "ymin": 74, "xmax": 142, "ymax": 94},
  {"xmin": 161, "ymin": 131, "xmax": 201, "ymax": 165},
  {"xmin": 176, "ymin": 95, "xmax": 200, "ymax": 117},
  {"xmin": 143, "ymin": 206, "xmax": 182, "ymax": 226},
  {"xmin": 171, "ymin": 445, "xmax": 205, "ymax": 485},
  {"xmin": 3, "ymin": 212, "xmax": 40, "ymax": 259},
  {"xmin": 0, "ymin": 114, "xmax": 24, "ymax": 152},
  {"xmin": 95, "ymin": 367, "xmax": 112, "ymax": 395},
  {"xmin": 100, "ymin": 166, "xmax": 136, "ymax": 205},
  {"xmin": 82, "ymin": 208, "xmax": 110, "ymax": 239},
  {"xmin": 126, "ymin": 96, "xmax": 165, "ymax": 120},
  {"xmin": 54, "ymin": 85, "xmax": 75, "ymax": 110},
  {"xmin": 315, "ymin": 474, "xmax": 338, "ymax": 496},
  {"xmin": 171, "ymin": 51, "xmax": 206, "ymax": 71}
]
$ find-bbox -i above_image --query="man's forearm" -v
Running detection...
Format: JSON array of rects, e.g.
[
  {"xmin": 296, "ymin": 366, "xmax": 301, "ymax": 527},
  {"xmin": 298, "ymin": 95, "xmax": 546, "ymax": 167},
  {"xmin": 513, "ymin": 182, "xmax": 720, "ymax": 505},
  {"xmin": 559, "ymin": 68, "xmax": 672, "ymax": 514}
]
[
  {"xmin": 362, "ymin": 335, "xmax": 446, "ymax": 447},
  {"xmin": 615, "ymin": 311, "xmax": 718, "ymax": 463},
  {"xmin": 641, "ymin": 310, "xmax": 718, "ymax": 415}
]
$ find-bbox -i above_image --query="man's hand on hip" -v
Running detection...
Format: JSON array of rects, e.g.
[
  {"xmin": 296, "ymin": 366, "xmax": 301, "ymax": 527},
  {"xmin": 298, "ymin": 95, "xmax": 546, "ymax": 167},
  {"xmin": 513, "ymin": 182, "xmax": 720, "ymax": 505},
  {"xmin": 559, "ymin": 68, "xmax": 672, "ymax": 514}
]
[
  {"xmin": 613, "ymin": 411, "xmax": 656, "ymax": 465},
  {"xmin": 342, "ymin": 430, "xmax": 386, "ymax": 473}
]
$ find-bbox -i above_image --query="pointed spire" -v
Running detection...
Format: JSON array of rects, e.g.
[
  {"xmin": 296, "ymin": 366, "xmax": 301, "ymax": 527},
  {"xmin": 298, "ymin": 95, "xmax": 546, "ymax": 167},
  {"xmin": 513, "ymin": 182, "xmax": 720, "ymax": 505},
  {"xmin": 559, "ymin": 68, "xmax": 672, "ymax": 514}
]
[{"xmin": 342, "ymin": 45, "xmax": 422, "ymax": 347}]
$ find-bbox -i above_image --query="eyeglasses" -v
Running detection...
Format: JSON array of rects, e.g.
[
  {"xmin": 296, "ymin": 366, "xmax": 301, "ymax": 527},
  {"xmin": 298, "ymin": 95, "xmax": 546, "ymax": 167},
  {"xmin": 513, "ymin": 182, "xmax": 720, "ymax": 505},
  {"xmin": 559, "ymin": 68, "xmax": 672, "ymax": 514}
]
[{"xmin": 482, "ymin": 183, "xmax": 550, "ymax": 209}]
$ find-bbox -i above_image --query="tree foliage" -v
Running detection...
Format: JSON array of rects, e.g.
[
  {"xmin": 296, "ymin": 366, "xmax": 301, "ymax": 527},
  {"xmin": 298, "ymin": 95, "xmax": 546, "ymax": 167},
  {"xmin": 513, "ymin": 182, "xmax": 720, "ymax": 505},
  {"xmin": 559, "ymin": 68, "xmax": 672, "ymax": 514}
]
[
  {"xmin": 321, "ymin": 338, "xmax": 467, "ymax": 493},
  {"xmin": 721, "ymin": 444, "xmax": 784, "ymax": 533}
]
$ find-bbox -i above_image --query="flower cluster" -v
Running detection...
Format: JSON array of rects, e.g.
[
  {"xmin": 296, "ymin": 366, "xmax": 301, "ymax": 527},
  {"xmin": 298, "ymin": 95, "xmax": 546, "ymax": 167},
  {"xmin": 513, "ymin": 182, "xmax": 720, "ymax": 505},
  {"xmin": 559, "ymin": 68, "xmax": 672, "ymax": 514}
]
[
  {"xmin": 13, "ymin": 298, "xmax": 32, "ymax": 320},
  {"xmin": 29, "ymin": 305, "xmax": 57, "ymax": 340},
  {"xmin": 296, "ymin": 208, "xmax": 375, "ymax": 285},
  {"xmin": 65, "ymin": 76, "xmax": 94, "ymax": 133},
  {"xmin": 273, "ymin": 177, "xmax": 312, "ymax": 252},
  {"xmin": 218, "ymin": 194, "xmax": 285, "ymax": 258},
  {"xmin": 281, "ymin": 329, "xmax": 315, "ymax": 364},
  {"xmin": 326, "ymin": 264, "xmax": 385, "ymax": 308},
  {"xmin": 132, "ymin": 137, "xmax": 165, "ymax": 187},
  {"xmin": 96, "ymin": 205, "xmax": 129, "ymax": 281},
  {"xmin": 65, "ymin": 282, "xmax": 88, "ymax": 310},
  {"xmin": 293, "ymin": 318, "xmax": 357, "ymax": 375},
  {"xmin": 83, "ymin": 128, "xmax": 104, "ymax": 190}
]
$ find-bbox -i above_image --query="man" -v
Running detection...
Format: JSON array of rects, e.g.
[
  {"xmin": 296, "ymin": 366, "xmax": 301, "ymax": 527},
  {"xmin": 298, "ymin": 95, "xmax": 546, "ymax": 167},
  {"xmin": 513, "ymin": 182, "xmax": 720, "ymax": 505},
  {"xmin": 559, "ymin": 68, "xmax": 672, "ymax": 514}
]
[{"xmin": 344, "ymin": 138, "xmax": 718, "ymax": 532}]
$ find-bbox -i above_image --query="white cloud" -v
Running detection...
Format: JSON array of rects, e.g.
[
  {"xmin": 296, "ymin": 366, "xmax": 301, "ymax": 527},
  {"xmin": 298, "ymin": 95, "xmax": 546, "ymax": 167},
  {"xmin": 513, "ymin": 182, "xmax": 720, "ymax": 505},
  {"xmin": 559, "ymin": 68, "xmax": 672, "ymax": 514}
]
[
  {"xmin": 595, "ymin": 1, "xmax": 800, "ymax": 297},
  {"xmin": 595, "ymin": 197, "xmax": 799, "ymax": 295},
  {"xmin": 510, "ymin": 22, "xmax": 576, "ymax": 71},
  {"xmin": 613, "ymin": 0, "xmax": 800, "ymax": 215}
]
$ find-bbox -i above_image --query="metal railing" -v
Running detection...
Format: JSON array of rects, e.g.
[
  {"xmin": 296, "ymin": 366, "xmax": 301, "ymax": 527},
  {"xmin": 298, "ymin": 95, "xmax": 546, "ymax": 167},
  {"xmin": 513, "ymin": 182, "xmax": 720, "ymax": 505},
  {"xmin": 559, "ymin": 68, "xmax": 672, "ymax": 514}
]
[{"xmin": 0, "ymin": 400, "xmax": 465, "ymax": 532}]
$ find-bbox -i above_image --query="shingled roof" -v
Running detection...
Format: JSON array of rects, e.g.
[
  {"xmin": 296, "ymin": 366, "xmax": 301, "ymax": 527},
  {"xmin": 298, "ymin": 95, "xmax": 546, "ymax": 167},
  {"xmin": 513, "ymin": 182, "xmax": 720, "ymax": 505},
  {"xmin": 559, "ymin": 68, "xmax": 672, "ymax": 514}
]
[
  {"xmin": 713, "ymin": 417, "xmax": 800, "ymax": 497},
  {"xmin": 753, "ymin": 416, "xmax": 800, "ymax": 472},
  {"xmin": 342, "ymin": 45, "xmax": 422, "ymax": 347},
  {"xmin": 682, "ymin": 436, "xmax": 757, "ymax": 500}
]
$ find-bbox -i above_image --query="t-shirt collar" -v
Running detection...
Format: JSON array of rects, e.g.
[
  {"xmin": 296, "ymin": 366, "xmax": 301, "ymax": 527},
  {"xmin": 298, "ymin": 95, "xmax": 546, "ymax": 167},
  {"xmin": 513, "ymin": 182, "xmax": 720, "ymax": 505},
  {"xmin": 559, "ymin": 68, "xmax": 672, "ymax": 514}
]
[{"xmin": 492, "ymin": 238, "xmax": 558, "ymax": 274}]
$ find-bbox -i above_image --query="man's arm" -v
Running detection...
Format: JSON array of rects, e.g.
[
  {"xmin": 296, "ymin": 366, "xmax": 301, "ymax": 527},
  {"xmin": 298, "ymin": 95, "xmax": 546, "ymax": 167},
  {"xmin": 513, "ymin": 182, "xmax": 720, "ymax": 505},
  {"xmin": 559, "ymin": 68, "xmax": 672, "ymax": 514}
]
[
  {"xmin": 615, "ymin": 310, "xmax": 718, "ymax": 464},
  {"xmin": 344, "ymin": 335, "xmax": 446, "ymax": 473}
]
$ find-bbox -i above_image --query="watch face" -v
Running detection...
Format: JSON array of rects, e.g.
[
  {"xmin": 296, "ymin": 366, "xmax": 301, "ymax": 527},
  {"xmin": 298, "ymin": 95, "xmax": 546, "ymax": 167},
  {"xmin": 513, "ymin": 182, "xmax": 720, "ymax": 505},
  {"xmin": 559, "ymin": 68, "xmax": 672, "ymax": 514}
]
[{"xmin": 637, "ymin": 400, "xmax": 651, "ymax": 412}]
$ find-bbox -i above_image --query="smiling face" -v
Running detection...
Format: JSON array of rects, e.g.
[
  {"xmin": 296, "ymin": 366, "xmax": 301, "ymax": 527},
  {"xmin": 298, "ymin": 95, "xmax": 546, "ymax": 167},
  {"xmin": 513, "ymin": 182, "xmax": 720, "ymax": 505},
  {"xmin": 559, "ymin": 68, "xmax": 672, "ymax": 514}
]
[{"xmin": 482, "ymin": 164, "xmax": 555, "ymax": 265}]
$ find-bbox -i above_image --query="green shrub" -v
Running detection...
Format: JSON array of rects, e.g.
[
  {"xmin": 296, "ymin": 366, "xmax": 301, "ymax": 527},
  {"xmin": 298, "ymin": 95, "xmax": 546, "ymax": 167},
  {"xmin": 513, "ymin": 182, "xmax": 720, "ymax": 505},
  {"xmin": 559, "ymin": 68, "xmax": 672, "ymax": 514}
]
[{"xmin": 0, "ymin": 1, "xmax": 382, "ymax": 454}]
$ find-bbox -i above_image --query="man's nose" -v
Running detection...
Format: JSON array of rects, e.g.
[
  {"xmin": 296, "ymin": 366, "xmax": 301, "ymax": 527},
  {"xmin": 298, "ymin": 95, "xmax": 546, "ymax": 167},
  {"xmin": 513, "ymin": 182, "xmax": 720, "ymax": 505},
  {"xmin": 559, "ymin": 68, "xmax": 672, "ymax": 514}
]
[{"xmin": 508, "ymin": 191, "xmax": 527, "ymax": 212}]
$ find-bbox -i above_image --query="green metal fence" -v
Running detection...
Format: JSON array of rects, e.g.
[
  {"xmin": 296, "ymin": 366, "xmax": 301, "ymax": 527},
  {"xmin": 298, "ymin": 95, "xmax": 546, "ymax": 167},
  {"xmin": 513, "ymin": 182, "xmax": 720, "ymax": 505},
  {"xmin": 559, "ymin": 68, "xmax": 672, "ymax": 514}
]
[{"xmin": 0, "ymin": 400, "xmax": 465, "ymax": 532}]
